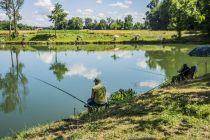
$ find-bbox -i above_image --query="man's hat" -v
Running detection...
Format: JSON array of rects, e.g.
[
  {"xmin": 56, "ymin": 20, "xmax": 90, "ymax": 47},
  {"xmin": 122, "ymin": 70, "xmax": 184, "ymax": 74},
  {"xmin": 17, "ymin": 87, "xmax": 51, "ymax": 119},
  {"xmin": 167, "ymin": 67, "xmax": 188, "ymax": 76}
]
[{"xmin": 94, "ymin": 78, "xmax": 101, "ymax": 83}]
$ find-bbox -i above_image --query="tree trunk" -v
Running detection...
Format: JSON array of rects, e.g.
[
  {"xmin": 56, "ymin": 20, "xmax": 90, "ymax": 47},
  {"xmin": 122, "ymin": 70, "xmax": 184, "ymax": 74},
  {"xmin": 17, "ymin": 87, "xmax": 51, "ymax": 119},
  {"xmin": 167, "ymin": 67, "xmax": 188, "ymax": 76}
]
[
  {"xmin": 13, "ymin": 10, "xmax": 17, "ymax": 35},
  {"xmin": 177, "ymin": 30, "xmax": 182, "ymax": 38},
  {"xmin": 12, "ymin": 0, "xmax": 17, "ymax": 36},
  {"xmin": 9, "ymin": 17, "xmax": 12, "ymax": 40},
  {"xmin": 54, "ymin": 23, "xmax": 57, "ymax": 38}
]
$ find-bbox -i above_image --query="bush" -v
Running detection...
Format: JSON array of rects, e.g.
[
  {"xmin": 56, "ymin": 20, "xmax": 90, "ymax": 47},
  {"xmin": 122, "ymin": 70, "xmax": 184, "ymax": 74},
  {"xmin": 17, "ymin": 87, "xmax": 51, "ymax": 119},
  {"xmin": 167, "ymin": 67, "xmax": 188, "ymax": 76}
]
[{"xmin": 110, "ymin": 89, "xmax": 136, "ymax": 103}]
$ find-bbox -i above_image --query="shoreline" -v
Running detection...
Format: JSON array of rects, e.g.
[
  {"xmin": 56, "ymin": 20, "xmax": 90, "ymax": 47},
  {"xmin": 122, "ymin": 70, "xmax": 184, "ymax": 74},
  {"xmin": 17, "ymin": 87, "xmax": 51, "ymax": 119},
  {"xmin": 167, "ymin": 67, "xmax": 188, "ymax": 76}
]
[
  {"xmin": 3, "ymin": 74, "xmax": 210, "ymax": 140},
  {"xmin": 1, "ymin": 40, "xmax": 210, "ymax": 45}
]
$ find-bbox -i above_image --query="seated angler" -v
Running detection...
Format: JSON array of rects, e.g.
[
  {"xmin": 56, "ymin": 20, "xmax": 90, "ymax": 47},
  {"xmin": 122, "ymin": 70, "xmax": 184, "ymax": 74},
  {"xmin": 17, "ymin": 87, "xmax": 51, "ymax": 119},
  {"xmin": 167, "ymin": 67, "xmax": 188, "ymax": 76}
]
[
  {"xmin": 171, "ymin": 64, "xmax": 191, "ymax": 84},
  {"xmin": 188, "ymin": 65, "xmax": 198, "ymax": 79},
  {"xmin": 86, "ymin": 78, "xmax": 107, "ymax": 111}
]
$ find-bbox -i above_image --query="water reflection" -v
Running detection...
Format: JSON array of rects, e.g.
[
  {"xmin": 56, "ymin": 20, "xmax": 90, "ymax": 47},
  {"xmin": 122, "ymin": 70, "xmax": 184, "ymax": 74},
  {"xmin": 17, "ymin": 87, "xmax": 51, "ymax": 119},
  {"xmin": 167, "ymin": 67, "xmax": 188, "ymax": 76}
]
[
  {"xmin": 66, "ymin": 64, "xmax": 101, "ymax": 80},
  {"xmin": 49, "ymin": 51, "xmax": 68, "ymax": 81},
  {"xmin": 139, "ymin": 81, "xmax": 160, "ymax": 88},
  {"xmin": 0, "ymin": 48, "xmax": 28, "ymax": 113},
  {"xmin": 145, "ymin": 47, "xmax": 210, "ymax": 78},
  {"xmin": 111, "ymin": 51, "xmax": 133, "ymax": 61}
]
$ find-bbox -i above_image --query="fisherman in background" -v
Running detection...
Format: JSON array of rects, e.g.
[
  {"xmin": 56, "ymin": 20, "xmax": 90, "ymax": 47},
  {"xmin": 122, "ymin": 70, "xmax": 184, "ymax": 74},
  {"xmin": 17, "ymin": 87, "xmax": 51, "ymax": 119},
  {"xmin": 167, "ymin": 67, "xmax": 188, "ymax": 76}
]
[{"xmin": 171, "ymin": 64, "xmax": 197, "ymax": 84}]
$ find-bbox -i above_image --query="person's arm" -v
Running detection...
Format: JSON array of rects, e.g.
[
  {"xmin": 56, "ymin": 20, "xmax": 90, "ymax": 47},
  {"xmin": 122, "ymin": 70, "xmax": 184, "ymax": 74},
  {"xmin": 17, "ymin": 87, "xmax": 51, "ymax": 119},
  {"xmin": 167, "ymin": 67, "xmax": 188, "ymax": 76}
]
[{"xmin": 91, "ymin": 88, "xmax": 95, "ymax": 99}]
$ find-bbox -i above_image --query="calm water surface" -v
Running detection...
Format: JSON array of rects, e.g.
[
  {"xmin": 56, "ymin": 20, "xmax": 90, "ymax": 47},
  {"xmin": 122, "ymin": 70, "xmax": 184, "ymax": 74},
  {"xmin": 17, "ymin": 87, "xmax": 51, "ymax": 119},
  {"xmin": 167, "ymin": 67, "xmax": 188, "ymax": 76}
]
[{"xmin": 0, "ymin": 44, "xmax": 209, "ymax": 137}]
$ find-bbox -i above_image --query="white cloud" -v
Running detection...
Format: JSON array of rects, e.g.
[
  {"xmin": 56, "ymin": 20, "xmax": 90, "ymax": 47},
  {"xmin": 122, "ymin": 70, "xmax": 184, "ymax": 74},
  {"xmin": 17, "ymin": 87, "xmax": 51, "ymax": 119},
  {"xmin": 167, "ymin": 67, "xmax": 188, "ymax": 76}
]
[
  {"xmin": 34, "ymin": 0, "xmax": 54, "ymax": 11},
  {"xmin": 98, "ymin": 13, "xmax": 105, "ymax": 18},
  {"xmin": 136, "ymin": 59, "xmax": 147, "ymax": 69},
  {"xmin": 32, "ymin": 11, "xmax": 48, "ymax": 22},
  {"xmin": 97, "ymin": 56, "xmax": 103, "ymax": 60},
  {"xmin": 0, "ymin": 13, "xmax": 7, "ymax": 20},
  {"xmin": 139, "ymin": 81, "xmax": 160, "ymax": 88},
  {"xmin": 38, "ymin": 52, "xmax": 55, "ymax": 64},
  {"xmin": 66, "ymin": 64, "xmax": 101, "ymax": 80},
  {"xmin": 125, "ymin": 0, "xmax": 132, "ymax": 5},
  {"xmin": 110, "ymin": 2, "xmax": 129, "ymax": 9},
  {"xmin": 123, "ymin": 11, "xmax": 145, "ymax": 23},
  {"xmin": 96, "ymin": 0, "xmax": 102, "ymax": 4},
  {"xmin": 77, "ymin": 9, "xmax": 94, "ymax": 17},
  {"xmin": 114, "ymin": 51, "xmax": 132, "ymax": 59}
]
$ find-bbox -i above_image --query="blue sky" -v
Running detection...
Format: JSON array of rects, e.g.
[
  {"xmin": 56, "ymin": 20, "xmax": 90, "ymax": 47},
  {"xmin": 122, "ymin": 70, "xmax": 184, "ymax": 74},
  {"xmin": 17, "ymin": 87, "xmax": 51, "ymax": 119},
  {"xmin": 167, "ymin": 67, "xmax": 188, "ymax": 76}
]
[{"xmin": 0, "ymin": 0, "xmax": 150, "ymax": 27}]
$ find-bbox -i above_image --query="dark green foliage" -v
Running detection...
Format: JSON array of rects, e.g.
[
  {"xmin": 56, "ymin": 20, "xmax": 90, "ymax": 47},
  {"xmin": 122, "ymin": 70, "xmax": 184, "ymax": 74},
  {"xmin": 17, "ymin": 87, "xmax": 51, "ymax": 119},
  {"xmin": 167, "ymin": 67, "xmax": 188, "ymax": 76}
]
[
  {"xmin": 124, "ymin": 15, "xmax": 133, "ymax": 30},
  {"xmin": 68, "ymin": 17, "xmax": 83, "ymax": 30},
  {"xmin": 84, "ymin": 18, "xmax": 93, "ymax": 29},
  {"xmin": 110, "ymin": 89, "xmax": 136, "ymax": 103},
  {"xmin": 97, "ymin": 19, "xmax": 107, "ymax": 30}
]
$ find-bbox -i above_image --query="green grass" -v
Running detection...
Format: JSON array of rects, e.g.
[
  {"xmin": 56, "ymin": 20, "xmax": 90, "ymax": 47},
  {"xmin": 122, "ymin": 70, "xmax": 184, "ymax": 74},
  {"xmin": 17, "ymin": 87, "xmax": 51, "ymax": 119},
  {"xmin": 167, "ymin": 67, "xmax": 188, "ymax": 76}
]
[
  {"xmin": 3, "ymin": 74, "xmax": 210, "ymax": 140},
  {"xmin": 0, "ymin": 30, "xmax": 209, "ymax": 44}
]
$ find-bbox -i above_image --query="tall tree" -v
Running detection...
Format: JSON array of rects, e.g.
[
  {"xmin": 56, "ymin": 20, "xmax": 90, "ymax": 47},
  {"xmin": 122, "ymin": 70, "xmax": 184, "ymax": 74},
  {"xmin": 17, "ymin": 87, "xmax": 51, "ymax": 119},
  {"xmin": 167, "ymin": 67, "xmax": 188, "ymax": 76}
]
[
  {"xmin": 106, "ymin": 17, "xmax": 114, "ymax": 29},
  {"xmin": 48, "ymin": 3, "xmax": 68, "ymax": 37},
  {"xmin": 169, "ymin": 0, "xmax": 198, "ymax": 38},
  {"xmin": 98, "ymin": 19, "xmax": 107, "ymax": 30},
  {"xmin": 0, "ymin": 0, "xmax": 12, "ymax": 38},
  {"xmin": 116, "ymin": 19, "xmax": 124, "ymax": 30},
  {"xmin": 197, "ymin": 0, "xmax": 210, "ymax": 34},
  {"xmin": 124, "ymin": 15, "xmax": 133, "ymax": 30},
  {"xmin": 11, "ymin": 0, "xmax": 24, "ymax": 36},
  {"xmin": 145, "ymin": 0, "xmax": 170, "ymax": 30},
  {"xmin": 84, "ymin": 18, "xmax": 93, "ymax": 29},
  {"xmin": 68, "ymin": 17, "xmax": 83, "ymax": 30}
]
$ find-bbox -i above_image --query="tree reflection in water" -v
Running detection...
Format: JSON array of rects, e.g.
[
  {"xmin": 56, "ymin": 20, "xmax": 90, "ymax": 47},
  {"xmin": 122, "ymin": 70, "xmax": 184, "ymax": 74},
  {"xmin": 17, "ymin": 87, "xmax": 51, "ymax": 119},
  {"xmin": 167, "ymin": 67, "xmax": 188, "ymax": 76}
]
[
  {"xmin": 0, "ymin": 47, "xmax": 28, "ymax": 113},
  {"xmin": 50, "ymin": 50, "xmax": 68, "ymax": 81}
]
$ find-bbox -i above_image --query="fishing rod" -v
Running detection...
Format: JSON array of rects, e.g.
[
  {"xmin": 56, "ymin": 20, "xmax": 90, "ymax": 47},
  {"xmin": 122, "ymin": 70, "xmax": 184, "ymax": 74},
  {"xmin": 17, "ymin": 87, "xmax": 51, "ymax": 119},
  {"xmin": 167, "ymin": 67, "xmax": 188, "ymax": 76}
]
[
  {"xmin": 144, "ymin": 80, "xmax": 170, "ymax": 94},
  {"xmin": 30, "ymin": 76, "xmax": 90, "ymax": 107},
  {"xmin": 128, "ymin": 67, "xmax": 166, "ymax": 77}
]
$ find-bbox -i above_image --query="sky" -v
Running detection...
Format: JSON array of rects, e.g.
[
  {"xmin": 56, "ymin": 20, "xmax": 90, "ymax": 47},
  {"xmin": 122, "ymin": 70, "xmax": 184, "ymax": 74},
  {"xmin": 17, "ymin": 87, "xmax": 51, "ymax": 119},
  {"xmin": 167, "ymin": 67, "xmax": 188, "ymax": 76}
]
[{"xmin": 0, "ymin": 0, "xmax": 150, "ymax": 27}]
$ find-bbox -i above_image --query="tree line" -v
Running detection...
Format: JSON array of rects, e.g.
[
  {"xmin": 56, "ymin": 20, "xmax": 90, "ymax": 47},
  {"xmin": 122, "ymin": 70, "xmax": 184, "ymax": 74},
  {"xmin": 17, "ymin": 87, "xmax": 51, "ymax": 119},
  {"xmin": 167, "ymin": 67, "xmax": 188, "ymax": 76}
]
[
  {"xmin": 48, "ymin": 3, "xmax": 144, "ymax": 36},
  {"xmin": 0, "ymin": 0, "xmax": 210, "ymax": 38},
  {"xmin": 145, "ymin": 0, "xmax": 210, "ymax": 37}
]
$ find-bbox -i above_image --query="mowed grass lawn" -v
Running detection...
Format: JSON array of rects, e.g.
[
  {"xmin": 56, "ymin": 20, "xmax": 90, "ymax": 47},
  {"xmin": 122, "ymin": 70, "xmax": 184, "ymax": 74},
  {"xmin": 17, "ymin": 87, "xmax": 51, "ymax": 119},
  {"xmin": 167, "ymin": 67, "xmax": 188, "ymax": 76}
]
[{"xmin": 0, "ymin": 30, "xmax": 201, "ymax": 43}]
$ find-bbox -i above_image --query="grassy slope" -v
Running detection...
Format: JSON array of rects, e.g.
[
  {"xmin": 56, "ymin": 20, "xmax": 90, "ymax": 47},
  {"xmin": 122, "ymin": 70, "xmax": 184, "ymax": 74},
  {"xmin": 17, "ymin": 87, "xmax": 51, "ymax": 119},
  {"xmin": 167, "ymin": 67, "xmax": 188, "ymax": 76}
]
[
  {"xmin": 4, "ymin": 74, "xmax": 210, "ymax": 140},
  {"xmin": 0, "ymin": 30, "xmax": 208, "ymax": 44}
]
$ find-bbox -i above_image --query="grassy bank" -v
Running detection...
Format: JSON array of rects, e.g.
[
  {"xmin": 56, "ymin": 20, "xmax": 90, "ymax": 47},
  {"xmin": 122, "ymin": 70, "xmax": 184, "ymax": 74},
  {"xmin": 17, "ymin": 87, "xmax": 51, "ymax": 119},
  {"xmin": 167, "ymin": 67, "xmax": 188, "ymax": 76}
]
[
  {"xmin": 0, "ymin": 30, "xmax": 209, "ymax": 45},
  {"xmin": 4, "ymin": 74, "xmax": 210, "ymax": 140}
]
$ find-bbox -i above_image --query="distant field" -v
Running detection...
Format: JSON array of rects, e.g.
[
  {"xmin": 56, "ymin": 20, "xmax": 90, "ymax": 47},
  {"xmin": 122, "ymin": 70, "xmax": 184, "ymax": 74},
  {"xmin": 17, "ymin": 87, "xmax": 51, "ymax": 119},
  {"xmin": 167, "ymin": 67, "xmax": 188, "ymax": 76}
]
[{"xmin": 0, "ymin": 30, "xmax": 206, "ymax": 44}]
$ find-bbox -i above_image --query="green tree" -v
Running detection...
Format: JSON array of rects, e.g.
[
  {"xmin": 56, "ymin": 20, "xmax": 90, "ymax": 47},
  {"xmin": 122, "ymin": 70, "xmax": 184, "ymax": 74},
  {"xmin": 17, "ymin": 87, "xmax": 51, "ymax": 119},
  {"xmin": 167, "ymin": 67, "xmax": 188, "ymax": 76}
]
[
  {"xmin": 124, "ymin": 15, "xmax": 133, "ymax": 30},
  {"xmin": 0, "ymin": 0, "xmax": 12, "ymax": 38},
  {"xmin": 169, "ymin": 0, "xmax": 198, "ymax": 38},
  {"xmin": 197, "ymin": 0, "xmax": 210, "ymax": 34},
  {"xmin": 68, "ymin": 17, "xmax": 83, "ymax": 30},
  {"xmin": 106, "ymin": 17, "xmax": 114, "ymax": 29},
  {"xmin": 116, "ymin": 19, "xmax": 124, "ymax": 30},
  {"xmin": 84, "ymin": 18, "xmax": 93, "ymax": 29},
  {"xmin": 110, "ymin": 21, "xmax": 118, "ymax": 30},
  {"xmin": 48, "ymin": 3, "xmax": 68, "ymax": 37},
  {"xmin": 11, "ymin": 0, "xmax": 24, "ymax": 36},
  {"xmin": 133, "ymin": 22, "xmax": 144, "ymax": 30},
  {"xmin": 145, "ymin": 0, "xmax": 170, "ymax": 30},
  {"xmin": 98, "ymin": 19, "xmax": 107, "ymax": 30}
]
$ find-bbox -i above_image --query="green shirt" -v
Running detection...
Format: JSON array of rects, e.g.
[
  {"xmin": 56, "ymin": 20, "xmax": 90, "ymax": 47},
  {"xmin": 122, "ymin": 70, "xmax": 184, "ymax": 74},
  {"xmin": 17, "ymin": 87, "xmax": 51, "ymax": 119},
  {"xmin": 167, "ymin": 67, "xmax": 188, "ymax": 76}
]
[{"xmin": 91, "ymin": 84, "xmax": 107, "ymax": 104}]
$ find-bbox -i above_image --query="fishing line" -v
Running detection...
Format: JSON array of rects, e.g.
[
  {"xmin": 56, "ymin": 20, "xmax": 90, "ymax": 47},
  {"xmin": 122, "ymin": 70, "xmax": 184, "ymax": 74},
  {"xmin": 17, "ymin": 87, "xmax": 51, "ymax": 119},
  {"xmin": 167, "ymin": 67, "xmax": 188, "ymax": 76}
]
[
  {"xmin": 30, "ymin": 75, "xmax": 90, "ymax": 107},
  {"xmin": 128, "ymin": 67, "xmax": 166, "ymax": 76}
]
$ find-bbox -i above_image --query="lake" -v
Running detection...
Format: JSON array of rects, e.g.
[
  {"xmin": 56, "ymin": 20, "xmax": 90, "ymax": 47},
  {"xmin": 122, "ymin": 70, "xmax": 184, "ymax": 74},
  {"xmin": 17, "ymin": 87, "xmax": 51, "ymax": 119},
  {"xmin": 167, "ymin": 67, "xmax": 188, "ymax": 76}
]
[{"xmin": 0, "ymin": 44, "xmax": 209, "ymax": 138}]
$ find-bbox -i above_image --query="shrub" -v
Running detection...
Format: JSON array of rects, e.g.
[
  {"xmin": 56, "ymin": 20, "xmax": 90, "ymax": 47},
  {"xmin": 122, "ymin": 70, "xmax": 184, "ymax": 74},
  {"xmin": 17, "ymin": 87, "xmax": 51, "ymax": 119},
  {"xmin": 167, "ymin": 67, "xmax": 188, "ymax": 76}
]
[{"xmin": 110, "ymin": 89, "xmax": 136, "ymax": 103}]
